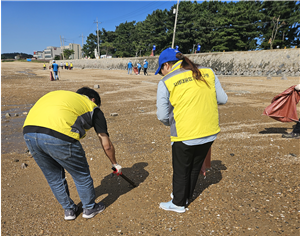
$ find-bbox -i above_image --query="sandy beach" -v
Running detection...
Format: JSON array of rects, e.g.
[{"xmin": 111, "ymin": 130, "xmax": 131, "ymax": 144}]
[{"xmin": 1, "ymin": 61, "xmax": 299, "ymax": 235}]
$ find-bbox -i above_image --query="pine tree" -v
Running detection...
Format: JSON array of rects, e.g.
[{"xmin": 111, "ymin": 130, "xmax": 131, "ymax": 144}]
[{"xmin": 260, "ymin": 1, "xmax": 300, "ymax": 49}]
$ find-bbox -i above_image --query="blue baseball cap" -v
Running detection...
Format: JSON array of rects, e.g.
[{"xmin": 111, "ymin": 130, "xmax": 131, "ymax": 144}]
[{"xmin": 155, "ymin": 47, "xmax": 181, "ymax": 75}]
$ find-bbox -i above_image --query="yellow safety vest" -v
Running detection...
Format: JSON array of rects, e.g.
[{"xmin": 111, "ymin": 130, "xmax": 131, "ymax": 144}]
[
  {"xmin": 162, "ymin": 61, "xmax": 220, "ymax": 142},
  {"xmin": 23, "ymin": 90, "xmax": 98, "ymax": 140}
]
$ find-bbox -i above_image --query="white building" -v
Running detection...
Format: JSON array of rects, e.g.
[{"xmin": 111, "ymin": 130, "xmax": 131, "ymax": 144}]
[
  {"xmin": 33, "ymin": 51, "xmax": 44, "ymax": 60},
  {"xmin": 33, "ymin": 43, "xmax": 82, "ymax": 60},
  {"xmin": 44, "ymin": 46, "xmax": 61, "ymax": 60}
]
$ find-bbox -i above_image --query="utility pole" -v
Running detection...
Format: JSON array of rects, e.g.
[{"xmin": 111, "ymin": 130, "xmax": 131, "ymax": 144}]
[
  {"xmin": 60, "ymin": 35, "xmax": 63, "ymax": 60},
  {"xmin": 171, "ymin": 0, "xmax": 179, "ymax": 49},
  {"xmin": 79, "ymin": 33, "xmax": 85, "ymax": 58},
  {"xmin": 60, "ymin": 35, "xmax": 66, "ymax": 60},
  {"xmin": 79, "ymin": 33, "xmax": 85, "ymax": 47},
  {"xmin": 94, "ymin": 18, "xmax": 101, "ymax": 58}
]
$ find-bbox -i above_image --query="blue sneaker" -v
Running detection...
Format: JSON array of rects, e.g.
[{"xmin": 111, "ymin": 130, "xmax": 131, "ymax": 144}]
[
  {"xmin": 159, "ymin": 200, "xmax": 186, "ymax": 213},
  {"xmin": 82, "ymin": 202, "xmax": 105, "ymax": 219},
  {"xmin": 64, "ymin": 205, "xmax": 79, "ymax": 220}
]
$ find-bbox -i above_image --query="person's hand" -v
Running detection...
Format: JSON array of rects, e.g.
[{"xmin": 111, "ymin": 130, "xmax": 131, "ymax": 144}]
[
  {"xmin": 112, "ymin": 164, "xmax": 122, "ymax": 175},
  {"xmin": 295, "ymin": 84, "xmax": 300, "ymax": 91}
]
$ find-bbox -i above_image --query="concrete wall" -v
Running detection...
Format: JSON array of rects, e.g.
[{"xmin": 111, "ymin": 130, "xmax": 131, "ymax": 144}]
[{"xmin": 56, "ymin": 48, "xmax": 300, "ymax": 76}]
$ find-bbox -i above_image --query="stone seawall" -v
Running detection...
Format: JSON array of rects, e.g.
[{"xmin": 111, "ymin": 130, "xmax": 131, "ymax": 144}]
[{"xmin": 57, "ymin": 48, "xmax": 300, "ymax": 76}]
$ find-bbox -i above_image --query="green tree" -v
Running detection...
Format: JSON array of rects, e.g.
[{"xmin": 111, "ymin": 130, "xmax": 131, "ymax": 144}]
[
  {"xmin": 211, "ymin": 1, "xmax": 264, "ymax": 51},
  {"xmin": 113, "ymin": 21, "xmax": 136, "ymax": 57},
  {"xmin": 82, "ymin": 33, "xmax": 98, "ymax": 58},
  {"xmin": 100, "ymin": 28, "xmax": 116, "ymax": 56},
  {"xmin": 62, "ymin": 49, "xmax": 75, "ymax": 59},
  {"xmin": 101, "ymin": 42, "xmax": 114, "ymax": 56},
  {"xmin": 140, "ymin": 9, "xmax": 171, "ymax": 55},
  {"xmin": 193, "ymin": 1, "xmax": 221, "ymax": 52},
  {"xmin": 172, "ymin": 1, "xmax": 198, "ymax": 53},
  {"xmin": 133, "ymin": 21, "xmax": 146, "ymax": 57},
  {"xmin": 81, "ymin": 1, "xmax": 299, "ymax": 56},
  {"xmin": 260, "ymin": 1, "xmax": 300, "ymax": 49}
]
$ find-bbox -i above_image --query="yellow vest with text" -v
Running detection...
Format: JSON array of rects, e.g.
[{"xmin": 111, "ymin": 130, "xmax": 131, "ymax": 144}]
[
  {"xmin": 23, "ymin": 90, "xmax": 98, "ymax": 140},
  {"xmin": 162, "ymin": 61, "xmax": 220, "ymax": 142}
]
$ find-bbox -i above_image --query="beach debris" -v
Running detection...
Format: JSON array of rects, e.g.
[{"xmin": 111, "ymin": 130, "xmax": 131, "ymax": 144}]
[{"xmin": 21, "ymin": 163, "xmax": 28, "ymax": 169}]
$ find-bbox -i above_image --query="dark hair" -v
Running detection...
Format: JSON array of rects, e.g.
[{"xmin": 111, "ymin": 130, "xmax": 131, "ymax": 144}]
[
  {"xmin": 176, "ymin": 53, "xmax": 209, "ymax": 86},
  {"xmin": 161, "ymin": 53, "xmax": 209, "ymax": 87},
  {"xmin": 76, "ymin": 87, "xmax": 101, "ymax": 106}
]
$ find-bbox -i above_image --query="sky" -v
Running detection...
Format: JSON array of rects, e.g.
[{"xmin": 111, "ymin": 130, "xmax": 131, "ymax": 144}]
[{"xmin": 1, "ymin": 0, "xmax": 182, "ymax": 55}]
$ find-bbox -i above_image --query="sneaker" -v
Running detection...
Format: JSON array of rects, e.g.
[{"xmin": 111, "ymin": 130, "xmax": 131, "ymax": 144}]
[
  {"xmin": 282, "ymin": 132, "xmax": 300, "ymax": 139},
  {"xmin": 159, "ymin": 200, "xmax": 185, "ymax": 213},
  {"xmin": 82, "ymin": 202, "xmax": 105, "ymax": 219},
  {"xmin": 64, "ymin": 205, "xmax": 79, "ymax": 220},
  {"xmin": 170, "ymin": 193, "xmax": 188, "ymax": 205}
]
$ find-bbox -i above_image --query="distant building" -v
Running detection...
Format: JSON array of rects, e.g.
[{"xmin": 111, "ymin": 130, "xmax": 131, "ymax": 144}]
[
  {"xmin": 15, "ymin": 54, "xmax": 29, "ymax": 60},
  {"xmin": 33, "ymin": 51, "xmax": 44, "ymax": 60},
  {"xmin": 61, "ymin": 43, "xmax": 82, "ymax": 59},
  {"xmin": 33, "ymin": 47, "xmax": 60, "ymax": 60},
  {"xmin": 33, "ymin": 43, "xmax": 82, "ymax": 60},
  {"xmin": 45, "ymin": 46, "xmax": 61, "ymax": 60}
]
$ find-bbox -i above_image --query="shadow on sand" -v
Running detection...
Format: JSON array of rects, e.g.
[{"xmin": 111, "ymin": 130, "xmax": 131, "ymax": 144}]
[
  {"xmin": 76, "ymin": 161, "xmax": 226, "ymax": 211},
  {"xmin": 259, "ymin": 127, "xmax": 288, "ymax": 134},
  {"xmin": 77, "ymin": 162, "xmax": 149, "ymax": 210},
  {"xmin": 190, "ymin": 160, "xmax": 227, "ymax": 204}
]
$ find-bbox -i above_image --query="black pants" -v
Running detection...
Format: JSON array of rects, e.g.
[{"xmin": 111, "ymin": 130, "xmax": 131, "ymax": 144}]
[
  {"xmin": 144, "ymin": 68, "xmax": 148, "ymax": 75},
  {"xmin": 293, "ymin": 119, "xmax": 300, "ymax": 133},
  {"xmin": 172, "ymin": 141, "xmax": 213, "ymax": 206}
]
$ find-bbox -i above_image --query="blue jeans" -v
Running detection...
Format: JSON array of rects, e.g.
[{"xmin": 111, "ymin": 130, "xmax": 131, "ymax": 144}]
[
  {"xmin": 24, "ymin": 133, "xmax": 96, "ymax": 210},
  {"xmin": 53, "ymin": 71, "xmax": 58, "ymax": 80},
  {"xmin": 128, "ymin": 68, "xmax": 132, "ymax": 74}
]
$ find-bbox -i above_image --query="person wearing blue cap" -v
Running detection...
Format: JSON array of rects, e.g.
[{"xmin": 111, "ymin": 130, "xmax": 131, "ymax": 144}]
[
  {"xmin": 155, "ymin": 47, "xmax": 228, "ymax": 213},
  {"xmin": 51, "ymin": 60, "xmax": 59, "ymax": 80},
  {"xmin": 143, "ymin": 59, "xmax": 148, "ymax": 75}
]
